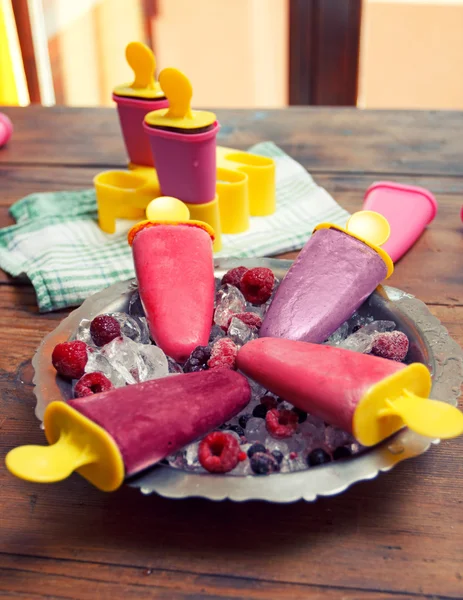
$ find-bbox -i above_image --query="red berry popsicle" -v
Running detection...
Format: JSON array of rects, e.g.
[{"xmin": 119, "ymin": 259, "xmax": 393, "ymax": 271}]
[
  {"xmin": 6, "ymin": 369, "xmax": 251, "ymax": 491},
  {"xmin": 128, "ymin": 211, "xmax": 215, "ymax": 363},
  {"xmin": 237, "ymin": 338, "xmax": 463, "ymax": 446}
]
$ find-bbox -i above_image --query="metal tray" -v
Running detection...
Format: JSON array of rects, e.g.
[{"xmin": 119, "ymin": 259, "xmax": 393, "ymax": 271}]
[{"xmin": 32, "ymin": 258, "xmax": 463, "ymax": 502}]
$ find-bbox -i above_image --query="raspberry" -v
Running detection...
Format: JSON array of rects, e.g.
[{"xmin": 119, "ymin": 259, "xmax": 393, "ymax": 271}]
[
  {"xmin": 260, "ymin": 394, "xmax": 278, "ymax": 410},
  {"xmin": 183, "ymin": 345, "xmax": 211, "ymax": 373},
  {"xmin": 207, "ymin": 338, "xmax": 238, "ymax": 370},
  {"xmin": 90, "ymin": 315, "xmax": 121, "ymax": 347},
  {"xmin": 265, "ymin": 408, "xmax": 298, "ymax": 439},
  {"xmin": 198, "ymin": 432, "xmax": 240, "ymax": 473},
  {"xmin": 240, "ymin": 267, "xmax": 275, "ymax": 305},
  {"xmin": 52, "ymin": 341, "xmax": 88, "ymax": 380},
  {"xmin": 74, "ymin": 372, "xmax": 113, "ymax": 398},
  {"xmin": 221, "ymin": 266, "xmax": 248, "ymax": 290},
  {"xmin": 250, "ymin": 452, "xmax": 279, "ymax": 475},
  {"xmin": 370, "ymin": 331, "xmax": 409, "ymax": 362},
  {"xmin": 238, "ymin": 452, "xmax": 247, "ymax": 462},
  {"xmin": 226, "ymin": 312, "xmax": 262, "ymax": 332}
]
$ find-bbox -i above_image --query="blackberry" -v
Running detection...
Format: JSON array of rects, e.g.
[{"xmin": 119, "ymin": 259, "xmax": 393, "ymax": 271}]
[{"xmin": 183, "ymin": 345, "xmax": 211, "ymax": 373}]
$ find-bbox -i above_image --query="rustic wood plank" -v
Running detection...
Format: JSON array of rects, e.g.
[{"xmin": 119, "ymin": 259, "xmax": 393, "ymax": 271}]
[
  {"xmin": 2, "ymin": 107, "xmax": 463, "ymax": 177},
  {"xmin": 0, "ymin": 554, "xmax": 433, "ymax": 600},
  {"xmin": 0, "ymin": 284, "xmax": 461, "ymax": 599}
]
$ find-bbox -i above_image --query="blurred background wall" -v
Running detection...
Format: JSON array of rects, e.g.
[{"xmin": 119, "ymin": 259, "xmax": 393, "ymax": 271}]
[{"xmin": 2, "ymin": 0, "xmax": 463, "ymax": 109}]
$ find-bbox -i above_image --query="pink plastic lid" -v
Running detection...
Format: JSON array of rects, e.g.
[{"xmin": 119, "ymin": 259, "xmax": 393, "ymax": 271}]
[{"xmin": 365, "ymin": 181, "xmax": 438, "ymax": 223}]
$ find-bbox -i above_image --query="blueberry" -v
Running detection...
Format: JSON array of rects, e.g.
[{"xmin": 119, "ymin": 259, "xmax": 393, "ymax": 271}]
[
  {"xmin": 352, "ymin": 325, "xmax": 363, "ymax": 333},
  {"xmin": 292, "ymin": 407, "xmax": 307, "ymax": 423},
  {"xmin": 247, "ymin": 443, "xmax": 266, "ymax": 458},
  {"xmin": 333, "ymin": 446, "xmax": 352, "ymax": 460},
  {"xmin": 272, "ymin": 450, "xmax": 284, "ymax": 465},
  {"xmin": 307, "ymin": 448, "xmax": 331, "ymax": 467},
  {"xmin": 252, "ymin": 404, "xmax": 268, "ymax": 419},
  {"xmin": 226, "ymin": 424, "xmax": 245, "ymax": 437},
  {"xmin": 238, "ymin": 413, "xmax": 252, "ymax": 429},
  {"xmin": 250, "ymin": 452, "xmax": 279, "ymax": 475}
]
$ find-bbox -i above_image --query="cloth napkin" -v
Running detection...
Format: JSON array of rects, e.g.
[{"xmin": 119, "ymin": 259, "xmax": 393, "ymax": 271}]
[{"xmin": 0, "ymin": 142, "xmax": 349, "ymax": 312}]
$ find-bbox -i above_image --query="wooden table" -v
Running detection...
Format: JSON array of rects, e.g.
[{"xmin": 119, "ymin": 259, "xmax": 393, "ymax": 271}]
[{"xmin": 0, "ymin": 107, "xmax": 462, "ymax": 600}]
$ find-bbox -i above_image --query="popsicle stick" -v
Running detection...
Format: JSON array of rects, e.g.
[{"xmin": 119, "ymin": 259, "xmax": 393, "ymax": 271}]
[
  {"xmin": 378, "ymin": 391, "xmax": 463, "ymax": 439},
  {"xmin": 160, "ymin": 68, "xmax": 193, "ymax": 120},
  {"xmin": 126, "ymin": 41, "xmax": 156, "ymax": 91}
]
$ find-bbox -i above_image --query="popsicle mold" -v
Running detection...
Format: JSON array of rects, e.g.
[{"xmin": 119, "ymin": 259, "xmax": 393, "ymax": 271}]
[
  {"xmin": 363, "ymin": 181, "xmax": 438, "ymax": 262},
  {"xmin": 185, "ymin": 194, "xmax": 222, "ymax": 252},
  {"xmin": 94, "ymin": 169, "xmax": 160, "ymax": 234},
  {"xmin": 113, "ymin": 42, "xmax": 168, "ymax": 167},
  {"xmin": 216, "ymin": 167, "xmax": 250, "ymax": 234},
  {"xmin": 216, "ymin": 147, "xmax": 276, "ymax": 217}
]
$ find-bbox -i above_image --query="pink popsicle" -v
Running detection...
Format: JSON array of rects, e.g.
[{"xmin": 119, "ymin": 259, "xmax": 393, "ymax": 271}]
[
  {"xmin": 68, "ymin": 369, "xmax": 251, "ymax": 477},
  {"xmin": 129, "ymin": 221, "xmax": 215, "ymax": 362},
  {"xmin": 237, "ymin": 338, "xmax": 406, "ymax": 433}
]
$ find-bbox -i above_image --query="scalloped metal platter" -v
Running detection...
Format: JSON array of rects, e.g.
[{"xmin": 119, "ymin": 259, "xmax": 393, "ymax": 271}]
[{"xmin": 32, "ymin": 258, "xmax": 463, "ymax": 502}]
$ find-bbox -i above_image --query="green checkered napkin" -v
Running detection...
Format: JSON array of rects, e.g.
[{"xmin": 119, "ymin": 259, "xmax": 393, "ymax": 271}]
[{"xmin": 0, "ymin": 142, "xmax": 349, "ymax": 312}]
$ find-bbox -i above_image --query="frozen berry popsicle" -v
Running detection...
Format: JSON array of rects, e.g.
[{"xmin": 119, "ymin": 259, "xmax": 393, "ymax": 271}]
[
  {"xmin": 260, "ymin": 211, "xmax": 394, "ymax": 344},
  {"xmin": 129, "ymin": 215, "xmax": 215, "ymax": 363},
  {"xmin": 237, "ymin": 338, "xmax": 463, "ymax": 446},
  {"xmin": 6, "ymin": 369, "xmax": 251, "ymax": 491}
]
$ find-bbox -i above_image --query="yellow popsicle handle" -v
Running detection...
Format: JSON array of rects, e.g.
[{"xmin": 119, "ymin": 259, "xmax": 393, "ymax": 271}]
[
  {"xmin": 6, "ymin": 432, "xmax": 96, "ymax": 483},
  {"xmin": 378, "ymin": 391, "xmax": 463, "ymax": 440},
  {"xmin": 346, "ymin": 210, "xmax": 391, "ymax": 247},
  {"xmin": 126, "ymin": 41, "xmax": 156, "ymax": 91},
  {"xmin": 145, "ymin": 196, "xmax": 190, "ymax": 222},
  {"xmin": 160, "ymin": 68, "xmax": 193, "ymax": 120}
]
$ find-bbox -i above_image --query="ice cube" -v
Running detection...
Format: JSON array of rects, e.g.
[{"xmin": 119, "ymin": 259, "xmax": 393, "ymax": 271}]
[
  {"xmin": 101, "ymin": 337, "xmax": 140, "ymax": 384},
  {"xmin": 339, "ymin": 329, "xmax": 375, "ymax": 354},
  {"xmin": 128, "ymin": 289, "xmax": 145, "ymax": 317},
  {"xmin": 209, "ymin": 324, "xmax": 225, "ymax": 344},
  {"xmin": 324, "ymin": 426, "xmax": 354, "ymax": 451},
  {"xmin": 185, "ymin": 441, "xmax": 201, "ymax": 470},
  {"xmin": 166, "ymin": 450, "xmax": 186, "ymax": 470},
  {"xmin": 360, "ymin": 320, "xmax": 396, "ymax": 335},
  {"xmin": 74, "ymin": 319, "xmax": 95, "ymax": 346},
  {"xmin": 245, "ymin": 417, "xmax": 267, "ymax": 442},
  {"xmin": 286, "ymin": 454, "xmax": 307, "ymax": 472},
  {"xmin": 325, "ymin": 322, "xmax": 349, "ymax": 346},
  {"xmin": 265, "ymin": 438, "xmax": 289, "ymax": 456},
  {"xmin": 136, "ymin": 344, "xmax": 168, "ymax": 382},
  {"xmin": 247, "ymin": 378, "xmax": 267, "ymax": 402},
  {"xmin": 227, "ymin": 317, "xmax": 255, "ymax": 346},
  {"xmin": 214, "ymin": 284, "xmax": 246, "ymax": 329},
  {"xmin": 84, "ymin": 348, "xmax": 126, "ymax": 388},
  {"xmin": 299, "ymin": 420, "xmax": 326, "ymax": 447},
  {"xmin": 109, "ymin": 312, "xmax": 148, "ymax": 344}
]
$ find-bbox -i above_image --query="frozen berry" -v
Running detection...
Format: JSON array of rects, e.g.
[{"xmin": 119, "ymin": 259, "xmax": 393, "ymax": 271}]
[
  {"xmin": 74, "ymin": 372, "xmax": 113, "ymax": 398},
  {"xmin": 252, "ymin": 404, "xmax": 268, "ymax": 419},
  {"xmin": 225, "ymin": 424, "xmax": 245, "ymax": 437},
  {"xmin": 240, "ymin": 267, "xmax": 275, "ymax": 305},
  {"xmin": 238, "ymin": 452, "xmax": 247, "ymax": 462},
  {"xmin": 265, "ymin": 409, "xmax": 298, "ymax": 439},
  {"xmin": 52, "ymin": 340, "xmax": 88, "ymax": 380},
  {"xmin": 250, "ymin": 452, "xmax": 279, "ymax": 475},
  {"xmin": 90, "ymin": 315, "xmax": 121, "ymax": 347},
  {"xmin": 289, "ymin": 452, "xmax": 298, "ymax": 460},
  {"xmin": 198, "ymin": 432, "xmax": 240, "ymax": 474},
  {"xmin": 333, "ymin": 446, "xmax": 352, "ymax": 460},
  {"xmin": 247, "ymin": 443, "xmax": 266, "ymax": 458},
  {"xmin": 183, "ymin": 345, "xmax": 211, "ymax": 373},
  {"xmin": 226, "ymin": 312, "xmax": 262, "ymax": 332},
  {"xmin": 352, "ymin": 324, "xmax": 363, "ymax": 333},
  {"xmin": 260, "ymin": 395, "xmax": 278, "ymax": 410},
  {"xmin": 238, "ymin": 413, "xmax": 252, "ymax": 429},
  {"xmin": 207, "ymin": 338, "xmax": 238, "ymax": 370},
  {"xmin": 307, "ymin": 448, "xmax": 332, "ymax": 467},
  {"xmin": 292, "ymin": 407, "xmax": 307, "ymax": 423},
  {"xmin": 370, "ymin": 331, "xmax": 409, "ymax": 362},
  {"xmin": 272, "ymin": 450, "xmax": 284, "ymax": 465},
  {"xmin": 221, "ymin": 266, "xmax": 248, "ymax": 290}
]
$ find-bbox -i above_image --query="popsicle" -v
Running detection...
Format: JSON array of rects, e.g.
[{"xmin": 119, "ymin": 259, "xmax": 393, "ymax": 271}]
[
  {"xmin": 237, "ymin": 338, "xmax": 463, "ymax": 447},
  {"xmin": 6, "ymin": 369, "xmax": 251, "ymax": 491},
  {"xmin": 259, "ymin": 211, "xmax": 394, "ymax": 344},
  {"xmin": 363, "ymin": 181, "xmax": 438, "ymax": 262},
  {"xmin": 129, "ymin": 198, "xmax": 215, "ymax": 363},
  {"xmin": 113, "ymin": 42, "xmax": 169, "ymax": 167}
]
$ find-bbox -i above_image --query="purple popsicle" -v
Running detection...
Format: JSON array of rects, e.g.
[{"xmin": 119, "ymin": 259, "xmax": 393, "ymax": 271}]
[
  {"xmin": 68, "ymin": 369, "xmax": 251, "ymax": 477},
  {"xmin": 260, "ymin": 226, "xmax": 390, "ymax": 344}
]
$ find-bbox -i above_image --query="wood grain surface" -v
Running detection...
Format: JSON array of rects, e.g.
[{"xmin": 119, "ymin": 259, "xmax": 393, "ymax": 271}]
[{"xmin": 0, "ymin": 107, "xmax": 461, "ymax": 600}]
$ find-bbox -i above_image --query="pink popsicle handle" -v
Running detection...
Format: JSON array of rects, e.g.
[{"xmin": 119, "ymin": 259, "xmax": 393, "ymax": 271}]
[{"xmin": 363, "ymin": 181, "xmax": 437, "ymax": 262}]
